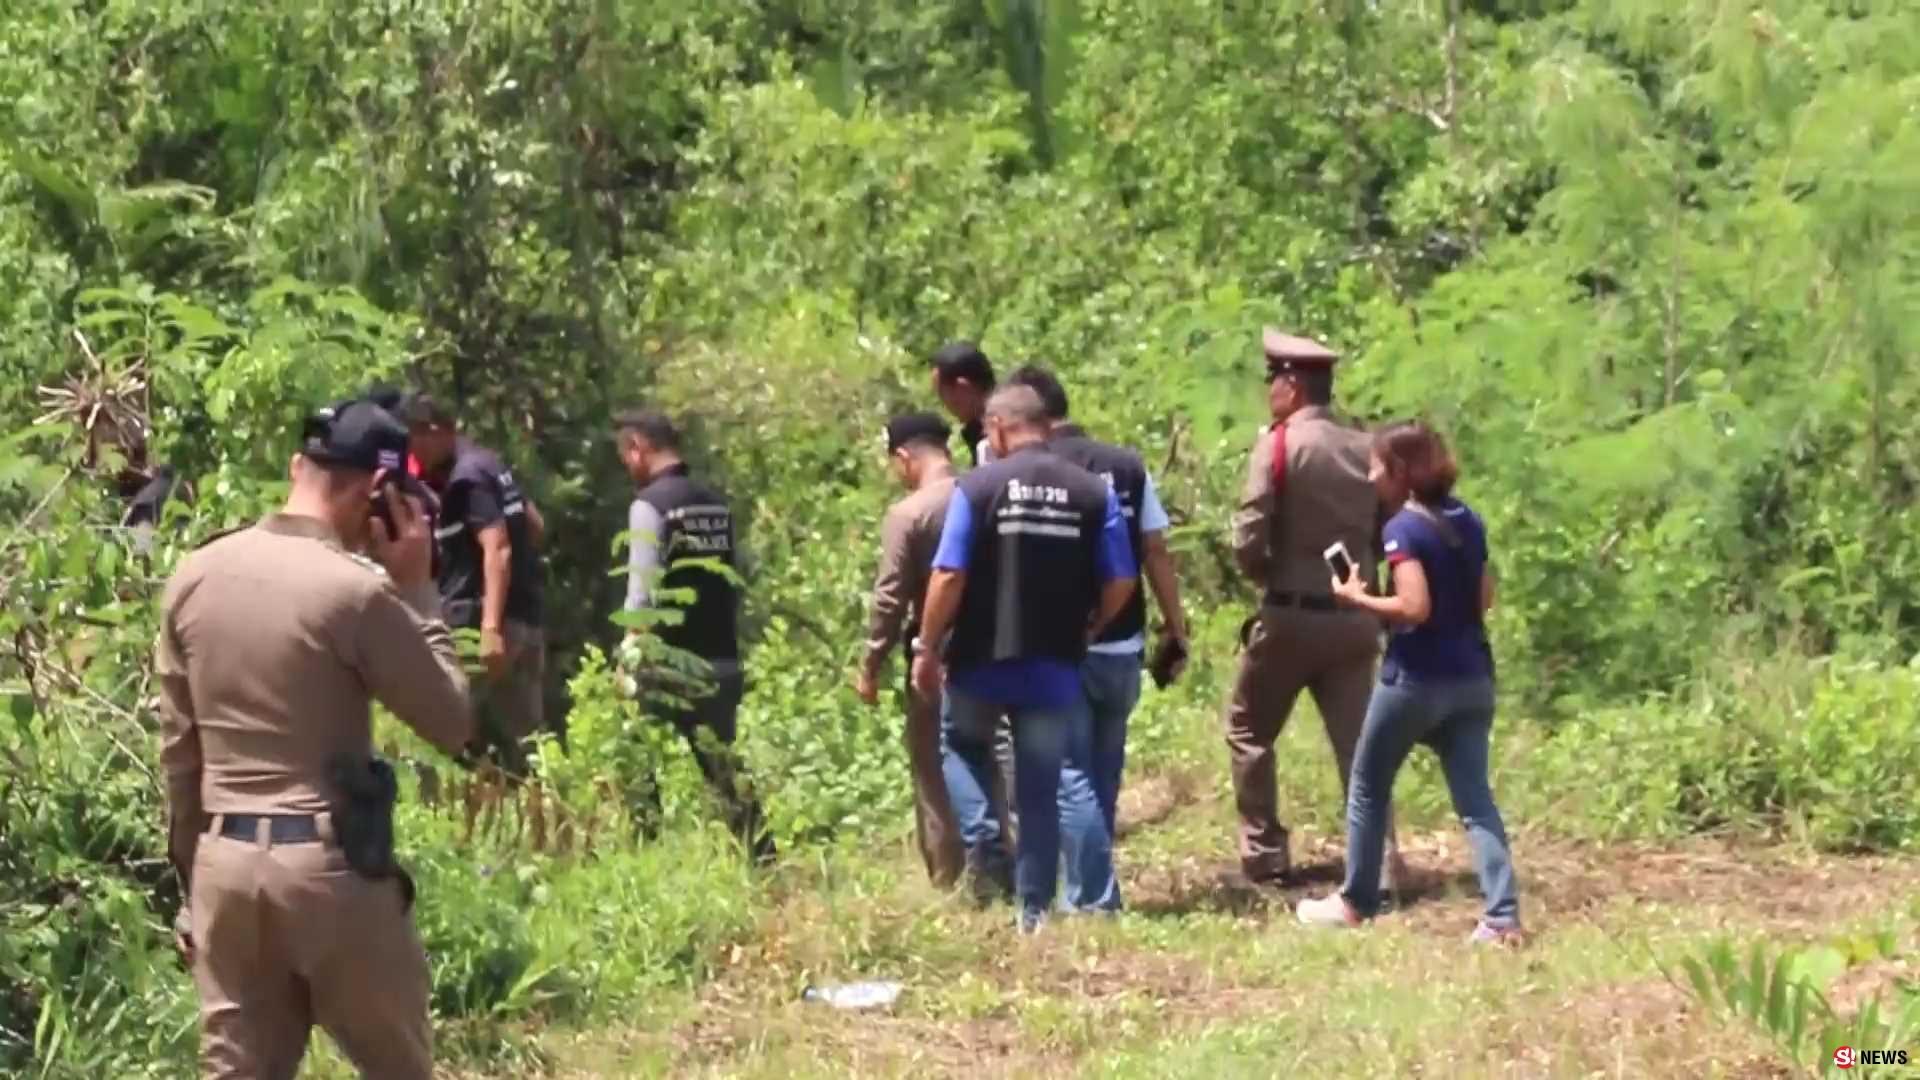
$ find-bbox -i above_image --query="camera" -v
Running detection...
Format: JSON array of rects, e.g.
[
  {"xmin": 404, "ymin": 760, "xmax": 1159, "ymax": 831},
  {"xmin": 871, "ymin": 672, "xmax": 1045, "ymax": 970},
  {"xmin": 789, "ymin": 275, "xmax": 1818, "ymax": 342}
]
[{"xmin": 368, "ymin": 470, "xmax": 427, "ymax": 537}]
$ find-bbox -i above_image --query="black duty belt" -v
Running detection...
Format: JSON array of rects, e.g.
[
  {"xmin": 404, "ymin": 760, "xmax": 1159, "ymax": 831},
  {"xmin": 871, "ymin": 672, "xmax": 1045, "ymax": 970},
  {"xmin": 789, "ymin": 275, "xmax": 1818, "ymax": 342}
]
[
  {"xmin": 216, "ymin": 813, "xmax": 322, "ymax": 844},
  {"xmin": 1263, "ymin": 590, "xmax": 1339, "ymax": 612}
]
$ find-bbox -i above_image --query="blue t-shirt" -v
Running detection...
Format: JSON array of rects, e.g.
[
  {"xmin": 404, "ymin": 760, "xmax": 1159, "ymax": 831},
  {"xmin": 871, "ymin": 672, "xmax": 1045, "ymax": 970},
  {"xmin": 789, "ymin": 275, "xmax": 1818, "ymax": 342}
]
[
  {"xmin": 932, "ymin": 486, "xmax": 1136, "ymax": 708},
  {"xmin": 1380, "ymin": 498, "xmax": 1493, "ymax": 682}
]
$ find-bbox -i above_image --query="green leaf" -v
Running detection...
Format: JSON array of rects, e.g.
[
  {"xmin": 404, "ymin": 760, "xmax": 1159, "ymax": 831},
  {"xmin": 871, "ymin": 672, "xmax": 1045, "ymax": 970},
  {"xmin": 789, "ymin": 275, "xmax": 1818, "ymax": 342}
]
[
  {"xmin": 1746, "ymin": 941, "xmax": 1770, "ymax": 1017},
  {"xmin": 248, "ymin": 276, "xmax": 323, "ymax": 309},
  {"xmin": 1778, "ymin": 567, "xmax": 1835, "ymax": 592},
  {"xmin": 1764, "ymin": 951, "xmax": 1790, "ymax": 1041},
  {"xmin": 1788, "ymin": 946, "xmax": 1849, "ymax": 993},
  {"xmin": 11, "ymin": 152, "xmax": 97, "ymax": 222},
  {"xmin": 1682, "ymin": 955, "xmax": 1715, "ymax": 1007}
]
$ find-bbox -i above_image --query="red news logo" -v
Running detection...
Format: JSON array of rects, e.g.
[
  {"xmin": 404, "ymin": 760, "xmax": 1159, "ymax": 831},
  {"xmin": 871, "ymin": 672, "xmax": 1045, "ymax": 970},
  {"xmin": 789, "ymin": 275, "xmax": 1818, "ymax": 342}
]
[{"xmin": 1835, "ymin": 1046, "xmax": 1910, "ymax": 1069}]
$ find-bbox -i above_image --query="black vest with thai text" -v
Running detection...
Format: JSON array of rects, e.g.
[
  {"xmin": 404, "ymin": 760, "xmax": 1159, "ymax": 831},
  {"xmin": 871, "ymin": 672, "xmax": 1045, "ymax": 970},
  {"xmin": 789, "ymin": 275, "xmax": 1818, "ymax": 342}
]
[
  {"xmin": 1047, "ymin": 424, "xmax": 1148, "ymax": 645},
  {"xmin": 634, "ymin": 465, "xmax": 739, "ymax": 661},
  {"xmin": 946, "ymin": 446, "xmax": 1111, "ymax": 669}
]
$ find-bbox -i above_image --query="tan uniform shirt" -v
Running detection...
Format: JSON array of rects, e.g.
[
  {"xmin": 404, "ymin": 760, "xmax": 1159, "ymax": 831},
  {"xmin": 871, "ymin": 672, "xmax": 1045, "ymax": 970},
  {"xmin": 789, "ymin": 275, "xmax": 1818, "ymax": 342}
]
[
  {"xmin": 862, "ymin": 475, "xmax": 957, "ymax": 674},
  {"xmin": 156, "ymin": 513, "xmax": 472, "ymax": 886},
  {"xmin": 1230, "ymin": 405, "xmax": 1380, "ymax": 595}
]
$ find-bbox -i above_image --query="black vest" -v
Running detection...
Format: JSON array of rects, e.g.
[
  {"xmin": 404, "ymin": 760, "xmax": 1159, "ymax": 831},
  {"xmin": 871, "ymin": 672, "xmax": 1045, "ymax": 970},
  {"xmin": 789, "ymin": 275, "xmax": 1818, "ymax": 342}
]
[
  {"xmin": 1047, "ymin": 424, "xmax": 1148, "ymax": 644},
  {"xmin": 946, "ymin": 446, "xmax": 1112, "ymax": 669},
  {"xmin": 634, "ymin": 465, "xmax": 739, "ymax": 661}
]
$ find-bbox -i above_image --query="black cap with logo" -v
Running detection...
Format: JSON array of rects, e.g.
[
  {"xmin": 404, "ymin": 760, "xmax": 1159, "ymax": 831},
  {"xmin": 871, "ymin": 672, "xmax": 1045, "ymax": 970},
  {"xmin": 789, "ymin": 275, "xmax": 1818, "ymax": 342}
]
[{"xmin": 300, "ymin": 399, "xmax": 410, "ymax": 473}]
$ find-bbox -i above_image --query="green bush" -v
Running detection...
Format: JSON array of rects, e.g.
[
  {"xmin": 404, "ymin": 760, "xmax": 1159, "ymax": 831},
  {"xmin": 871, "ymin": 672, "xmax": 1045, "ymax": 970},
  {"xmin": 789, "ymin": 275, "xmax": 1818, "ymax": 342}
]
[{"xmin": 1508, "ymin": 656, "xmax": 1920, "ymax": 851}]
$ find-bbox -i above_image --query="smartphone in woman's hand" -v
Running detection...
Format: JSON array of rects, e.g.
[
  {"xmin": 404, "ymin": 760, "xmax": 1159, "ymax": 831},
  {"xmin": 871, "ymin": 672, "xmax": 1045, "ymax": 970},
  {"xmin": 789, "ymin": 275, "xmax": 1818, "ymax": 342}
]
[{"xmin": 1323, "ymin": 541, "xmax": 1355, "ymax": 584}]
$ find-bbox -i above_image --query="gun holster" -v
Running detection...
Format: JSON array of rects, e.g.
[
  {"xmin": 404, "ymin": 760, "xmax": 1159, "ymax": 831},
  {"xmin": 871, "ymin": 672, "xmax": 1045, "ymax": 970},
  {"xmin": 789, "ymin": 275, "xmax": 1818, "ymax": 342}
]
[{"xmin": 326, "ymin": 754, "xmax": 417, "ymax": 912}]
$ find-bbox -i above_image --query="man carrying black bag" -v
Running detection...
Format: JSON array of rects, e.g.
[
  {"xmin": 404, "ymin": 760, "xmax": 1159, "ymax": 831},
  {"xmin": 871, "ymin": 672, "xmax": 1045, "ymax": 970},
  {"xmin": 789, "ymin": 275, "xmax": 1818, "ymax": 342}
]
[{"xmin": 156, "ymin": 395, "xmax": 472, "ymax": 1079}]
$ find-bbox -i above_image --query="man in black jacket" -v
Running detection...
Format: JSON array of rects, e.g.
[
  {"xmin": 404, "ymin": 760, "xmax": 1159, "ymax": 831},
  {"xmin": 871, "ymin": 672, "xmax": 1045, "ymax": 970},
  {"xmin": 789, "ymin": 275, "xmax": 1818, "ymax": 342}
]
[
  {"xmin": 928, "ymin": 340, "xmax": 996, "ymax": 468},
  {"xmin": 614, "ymin": 408, "xmax": 775, "ymax": 865}
]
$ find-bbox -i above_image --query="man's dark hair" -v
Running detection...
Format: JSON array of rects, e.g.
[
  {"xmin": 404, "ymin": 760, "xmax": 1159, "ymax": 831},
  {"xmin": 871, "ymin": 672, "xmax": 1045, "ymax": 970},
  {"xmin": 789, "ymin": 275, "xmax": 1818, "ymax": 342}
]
[
  {"xmin": 399, "ymin": 391, "xmax": 456, "ymax": 429},
  {"xmin": 613, "ymin": 408, "xmax": 681, "ymax": 451},
  {"xmin": 1291, "ymin": 369, "xmax": 1334, "ymax": 406},
  {"xmin": 930, "ymin": 340, "xmax": 995, "ymax": 388},
  {"xmin": 898, "ymin": 433, "xmax": 949, "ymax": 456},
  {"xmin": 365, "ymin": 383, "xmax": 406, "ymax": 413},
  {"xmin": 885, "ymin": 411, "xmax": 952, "ymax": 456},
  {"xmin": 1007, "ymin": 364, "xmax": 1069, "ymax": 421}
]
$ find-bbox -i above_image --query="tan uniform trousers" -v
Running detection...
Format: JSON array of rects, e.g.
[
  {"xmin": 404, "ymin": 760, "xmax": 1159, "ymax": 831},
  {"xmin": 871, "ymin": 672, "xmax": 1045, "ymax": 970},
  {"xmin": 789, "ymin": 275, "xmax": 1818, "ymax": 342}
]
[
  {"xmin": 472, "ymin": 618, "xmax": 546, "ymax": 776},
  {"xmin": 189, "ymin": 816, "xmax": 431, "ymax": 1080},
  {"xmin": 904, "ymin": 683, "xmax": 965, "ymax": 886},
  {"xmin": 1224, "ymin": 604, "xmax": 1380, "ymax": 881}
]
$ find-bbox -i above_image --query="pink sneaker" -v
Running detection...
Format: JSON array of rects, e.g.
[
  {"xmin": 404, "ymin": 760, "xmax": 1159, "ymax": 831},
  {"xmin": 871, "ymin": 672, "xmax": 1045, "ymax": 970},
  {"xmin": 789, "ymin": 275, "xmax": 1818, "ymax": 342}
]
[
  {"xmin": 1468, "ymin": 922, "xmax": 1525, "ymax": 947},
  {"xmin": 1295, "ymin": 892, "xmax": 1364, "ymax": 929}
]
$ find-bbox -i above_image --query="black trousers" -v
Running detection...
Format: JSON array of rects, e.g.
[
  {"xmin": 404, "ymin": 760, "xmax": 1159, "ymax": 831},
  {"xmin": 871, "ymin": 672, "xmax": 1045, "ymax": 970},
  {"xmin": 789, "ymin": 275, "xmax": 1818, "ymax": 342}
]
[{"xmin": 634, "ymin": 668, "xmax": 775, "ymax": 863}]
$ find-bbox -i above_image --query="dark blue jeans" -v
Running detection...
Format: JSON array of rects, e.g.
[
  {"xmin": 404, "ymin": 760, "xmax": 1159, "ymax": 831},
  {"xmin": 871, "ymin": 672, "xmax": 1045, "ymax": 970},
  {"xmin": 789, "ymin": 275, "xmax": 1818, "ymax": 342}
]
[
  {"xmin": 1340, "ymin": 675, "xmax": 1518, "ymax": 928},
  {"xmin": 942, "ymin": 687, "xmax": 1111, "ymax": 918},
  {"xmin": 1060, "ymin": 651, "xmax": 1139, "ymax": 909}
]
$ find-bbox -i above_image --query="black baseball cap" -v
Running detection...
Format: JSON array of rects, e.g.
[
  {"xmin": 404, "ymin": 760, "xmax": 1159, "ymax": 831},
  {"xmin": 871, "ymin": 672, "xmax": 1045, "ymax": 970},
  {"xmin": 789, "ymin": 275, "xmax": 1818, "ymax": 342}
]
[
  {"xmin": 884, "ymin": 412, "xmax": 952, "ymax": 454},
  {"xmin": 300, "ymin": 399, "xmax": 410, "ymax": 473},
  {"xmin": 929, "ymin": 340, "xmax": 995, "ymax": 387},
  {"xmin": 363, "ymin": 383, "xmax": 406, "ymax": 412}
]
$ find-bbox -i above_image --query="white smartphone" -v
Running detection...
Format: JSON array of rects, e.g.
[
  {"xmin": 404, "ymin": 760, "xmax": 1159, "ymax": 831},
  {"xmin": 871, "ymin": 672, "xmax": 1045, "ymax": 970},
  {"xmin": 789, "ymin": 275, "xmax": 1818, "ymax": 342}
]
[{"xmin": 1323, "ymin": 541, "xmax": 1355, "ymax": 584}]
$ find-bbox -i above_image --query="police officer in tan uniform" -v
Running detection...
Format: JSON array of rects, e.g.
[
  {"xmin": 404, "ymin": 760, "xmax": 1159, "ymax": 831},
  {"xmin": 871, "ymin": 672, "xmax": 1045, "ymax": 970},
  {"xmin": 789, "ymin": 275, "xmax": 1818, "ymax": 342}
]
[
  {"xmin": 1224, "ymin": 329, "xmax": 1399, "ymax": 885},
  {"xmin": 157, "ymin": 398, "xmax": 472, "ymax": 1079},
  {"xmin": 855, "ymin": 412, "xmax": 969, "ymax": 887}
]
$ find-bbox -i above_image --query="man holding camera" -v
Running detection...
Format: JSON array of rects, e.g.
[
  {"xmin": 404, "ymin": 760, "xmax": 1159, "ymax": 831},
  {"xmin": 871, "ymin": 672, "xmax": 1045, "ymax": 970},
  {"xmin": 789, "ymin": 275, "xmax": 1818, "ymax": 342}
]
[{"xmin": 157, "ymin": 397, "xmax": 472, "ymax": 1078}]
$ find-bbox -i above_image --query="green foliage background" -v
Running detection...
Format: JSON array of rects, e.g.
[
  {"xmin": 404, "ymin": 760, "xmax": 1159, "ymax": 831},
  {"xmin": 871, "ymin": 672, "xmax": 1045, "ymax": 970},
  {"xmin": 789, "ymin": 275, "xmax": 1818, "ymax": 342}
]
[{"xmin": 3, "ymin": 0, "xmax": 1919, "ymax": 1072}]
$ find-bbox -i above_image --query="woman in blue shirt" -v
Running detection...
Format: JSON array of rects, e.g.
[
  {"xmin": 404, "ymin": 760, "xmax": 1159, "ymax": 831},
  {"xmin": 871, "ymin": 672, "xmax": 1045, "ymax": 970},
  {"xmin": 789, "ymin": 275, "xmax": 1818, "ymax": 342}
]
[{"xmin": 1296, "ymin": 420, "xmax": 1522, "ymax": 945}]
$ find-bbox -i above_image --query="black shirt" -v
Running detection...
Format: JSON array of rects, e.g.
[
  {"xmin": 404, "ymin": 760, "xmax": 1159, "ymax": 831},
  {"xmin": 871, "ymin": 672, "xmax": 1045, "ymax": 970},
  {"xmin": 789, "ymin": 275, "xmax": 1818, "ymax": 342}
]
[
  {"xmin": 429, "ymin": 439, "xmax": 544, "ymax": 629},
  {"xmin": 959, "ymin": 418, "xmax": 985, "ymax": 467},
  {"xmin": 123, "ymin": 466, "xmax": 179, "ymax": 529},
  {"xmin": 1046, "ymin": 424, "xmax": 1149, "ymax": 644}
]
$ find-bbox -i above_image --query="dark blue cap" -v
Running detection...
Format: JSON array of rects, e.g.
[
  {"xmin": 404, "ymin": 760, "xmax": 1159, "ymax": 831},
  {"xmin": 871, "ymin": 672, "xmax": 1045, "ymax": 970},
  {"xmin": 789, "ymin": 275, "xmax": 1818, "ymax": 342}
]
[{"xmin": 300, "ymin": 399, "xmax": 409, "ymax": 473}]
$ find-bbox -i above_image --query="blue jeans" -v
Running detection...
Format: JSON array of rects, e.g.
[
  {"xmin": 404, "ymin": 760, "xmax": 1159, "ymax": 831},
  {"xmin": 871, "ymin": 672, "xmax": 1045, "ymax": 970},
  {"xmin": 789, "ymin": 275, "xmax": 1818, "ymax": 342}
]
[
  {"xmin": 942, "ymin": 687, "xmax": 1111, "ymax": 918},
  {"xmin": 1060, "ymin": 652, "xmax": 1139, "ymax": 909},
  {"xmin": 1340, "ymin": 676, "xmax": 1518, "ymax": 928}
]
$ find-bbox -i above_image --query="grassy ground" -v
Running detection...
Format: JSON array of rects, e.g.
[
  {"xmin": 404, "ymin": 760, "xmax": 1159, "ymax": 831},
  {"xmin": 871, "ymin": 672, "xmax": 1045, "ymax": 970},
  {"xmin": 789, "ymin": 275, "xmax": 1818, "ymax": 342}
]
[
  {"xmin": 488, "ymin": 777, "xmax": 1919, "ymax": 1077},
  {"xmin": 304, "ymin": 695, "xmax": 1920, "ymax": 1078}
]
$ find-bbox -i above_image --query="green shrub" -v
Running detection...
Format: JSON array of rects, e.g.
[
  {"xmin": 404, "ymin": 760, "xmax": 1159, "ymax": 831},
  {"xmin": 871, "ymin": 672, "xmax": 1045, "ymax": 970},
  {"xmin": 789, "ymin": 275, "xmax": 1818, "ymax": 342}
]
[{"xmin": 1511, "ymin": 655, "xmax": 1920, "ymax": 851}]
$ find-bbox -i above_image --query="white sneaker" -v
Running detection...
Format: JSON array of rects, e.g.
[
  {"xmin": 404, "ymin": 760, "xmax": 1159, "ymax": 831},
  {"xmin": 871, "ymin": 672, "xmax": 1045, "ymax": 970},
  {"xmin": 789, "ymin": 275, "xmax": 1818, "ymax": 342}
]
[{"xmin": 1295, "ymin": 893, "xmax": 1363, "ymax": 929}]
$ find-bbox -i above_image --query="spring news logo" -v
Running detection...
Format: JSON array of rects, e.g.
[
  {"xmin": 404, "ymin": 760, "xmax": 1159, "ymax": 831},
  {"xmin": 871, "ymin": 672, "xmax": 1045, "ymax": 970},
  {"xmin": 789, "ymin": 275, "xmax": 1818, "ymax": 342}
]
[{"xmin": 1834, "ymin": 1045, "xmax": 1908, "ymax": 1068}]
